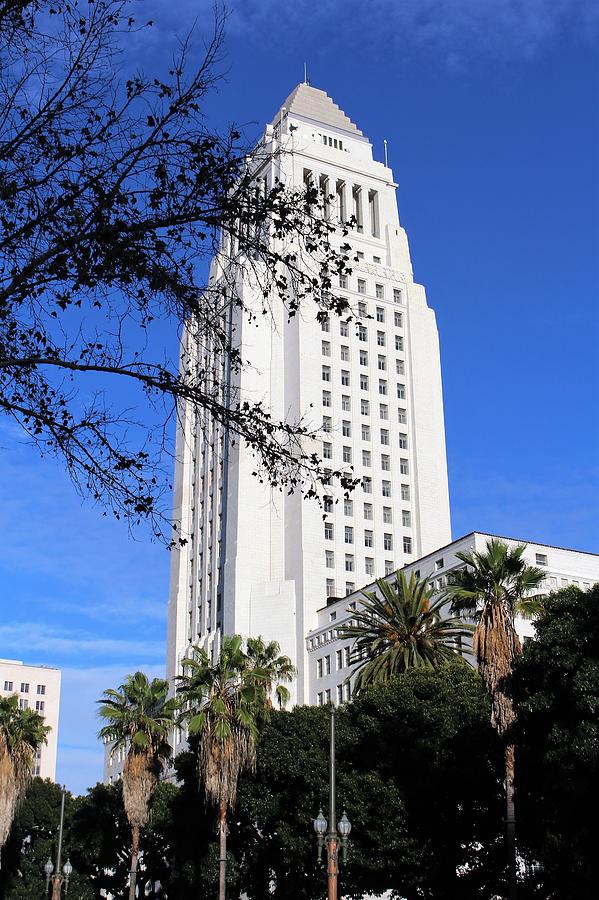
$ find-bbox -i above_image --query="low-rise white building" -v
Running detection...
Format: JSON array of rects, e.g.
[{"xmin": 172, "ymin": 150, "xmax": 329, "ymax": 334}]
[
  {"xmin": 0, "ymin": 659, "xmax": 61, "ymax": 780},
  {"xmin": 305, "ymin": 532, "xmax": 599, "ymax": 706}
]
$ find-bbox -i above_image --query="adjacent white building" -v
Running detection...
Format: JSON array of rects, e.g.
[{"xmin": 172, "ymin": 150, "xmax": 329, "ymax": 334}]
[
  {"xmin": 165, "ymin": 82, "xmax": 451, "ymax": 735},
  {"xmin": 0, "ymin": 659, "xmax": 61, "ymax": 780},
  {"xmin": 305, "ymin": 532, "xmax": 599, "ymax": 706}
]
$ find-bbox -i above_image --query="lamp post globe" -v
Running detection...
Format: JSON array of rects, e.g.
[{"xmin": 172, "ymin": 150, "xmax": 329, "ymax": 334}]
[
  {"xmin": 314, "ymin": 809, "xmax": 327, "ymax": 836},
  {"xmin": 44, "ymin": 859, "xmax": 54, "ymax": 877},
  {"xmin": 338, "ymin": 811, "xmax": 351, "ymax": 838},
  {"xmin": 63, "ymin": 860, "xmax": 73, "ymax": 877}
]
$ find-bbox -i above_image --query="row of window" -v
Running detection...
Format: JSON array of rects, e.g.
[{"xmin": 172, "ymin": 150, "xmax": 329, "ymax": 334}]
[
  {"xmin": 2, "ymin": 681, "xmax": 46, "ymax": 694},
  {"xmin": 322, "ymin": 342, "xmax": 405, "ymax": 372},
  {"xmin": 322, "ymin": 396, "xmax": 407, "ymax": 424},
  {"xmin": 326, "ymin": 498, "xmax": 410, "ymax": 519},
  {"xmin": 325, "ymin": 517, "xmax": 411, "ymax": 542},
  {"xmin": 303, "ymin": 171, "xmax": 380, "ymax": 238},
  {"xmin": 316, "ymin": 646, "xmax": 353, "ymax": 678},
  {"xmin": 316, "ymin": 683, "xmax": 352, "ymax": 706},
  {"xmin": 338, "ymin": 273, "xmax": 403, "ymax": 306},
  {"xmin": 322, "ymin": 368, "xmax": 406, "ymax": 398},
  {"xmin": 321, "ymin": 320, "xmax": 404, "ymax": 342},
  {"xmin": 18, "ymin": 698, "xmax": 45, "ymax": 712},
  {"xmin": 325, "ymin": 540, "xmax": 412, "ymax": 571}
]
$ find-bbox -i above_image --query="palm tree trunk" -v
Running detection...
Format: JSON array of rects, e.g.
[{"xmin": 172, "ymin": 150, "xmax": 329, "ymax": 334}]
[
  {"xmin": 505, "ymin": 743, "xmax": 517, "ymax": 900},
  {"xmin": 129, "ymin": 823, "xmax": 140, "ymax": 900},
  {"xmin": 218, "ymin": 799, "xmax": 227, "ymax": 900}
]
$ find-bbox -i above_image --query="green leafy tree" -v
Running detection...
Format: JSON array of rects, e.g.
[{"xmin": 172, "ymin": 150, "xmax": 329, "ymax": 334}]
[
  {"xmin": 0, "ymin": 694, "xmax": 49, "ymax": 860},
  {"xmin": 511, "ymin": 585, "xmax": 599, "ymax": 899},
  {"xmin": 98, "ymin": 672, "xmax": 178, "ymax": 900},
  {"xmin": 177, "ymin": 635, "xmax": 293, "ymax": 900},
  {"xmin": 444, "ymin": 538, "xmax": 545, "ymax": 900},
  {"xmin": 0, "ymin": 0, "xmax": 356, "ymax": 538},
  {"xmin": 339, "ymin": 570, "xmax": 472, "ymax": 693},
  {"xmin": 245, "ymin": 636, "xmax": 295, "ymax": 709}
]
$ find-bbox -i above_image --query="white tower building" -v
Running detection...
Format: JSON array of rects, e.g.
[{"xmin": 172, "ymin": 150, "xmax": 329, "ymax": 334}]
[{"xmin": 166, "ymin": 84, "xmax": 451, "ymax": 730}]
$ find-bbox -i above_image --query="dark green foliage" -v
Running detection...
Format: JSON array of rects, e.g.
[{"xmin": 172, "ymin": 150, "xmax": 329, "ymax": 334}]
[{"xmin": 512, "ymin": 585, "xmax": 599, "ymax": 899}]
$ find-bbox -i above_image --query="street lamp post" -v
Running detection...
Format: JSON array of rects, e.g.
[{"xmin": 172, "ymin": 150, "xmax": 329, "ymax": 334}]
[
  {"xmin": 44, "ymin": 787, "xmax": 73, "ymax": 898},
  {"xmin": 313, "ymin": 705, "xmax": 351, "ymax": 900}
]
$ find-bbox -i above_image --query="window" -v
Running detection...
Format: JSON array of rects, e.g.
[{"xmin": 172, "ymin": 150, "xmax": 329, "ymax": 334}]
[
  {"xmin": 396, "ymin": 359, "xmax": 405, "ymax": 375},
  {"xmin": 342, "ymin": 395, "xmax": 351, "ymax": 412},
  {"xmin": 393, "ymin": 288, "xmax": 402, "ymax": 304},
  {"xmin": 364, "ymin": 502, "xmax": 373, "ymax": 520},
  {"xmin": 356, "ymin": 250, "xmax": 364, "ymax": 259},
  {"xmin": 359, "ymin": 349, "xmax": 368, "ymax": 366},
  {"xmin": 317, "ymin": 692, "xmax": 324, "ymax": 706},
  {"xmin": 379, "ymin": 403, "xmax": 388, "ymax": 420},
  {"xmin": 378, "ymin": 379, "xmax": 387, "ymax": 395},
  {"xmin": 345, "ymin": 582, "xmax": 355, "ymax": 595},
  {"xmin": 362, "ymin": 476, "xmax": 372, "ymax": 493},
  {"xmin": 323, "ymin": 442, "xmax": 332, "ymax": 459},
  {"xmin": 340, "ymin": 345, "xmax": 350, "ymax": 362},
  {"xmin": 383, "ymin": 506, "xmax": 392, "ymax": 524},
  {"xmin": 381, "ymin": 454, "xmax": 390, "ymax": 471},
  {"xmin": 344, "ymin": 498, "xmax": 353, "ymax": 516},
  {"xmin": 322, "ymin": 365, "xmax": 331, "ymax": 381},
  {"xmin": 345, "ymin": 554, "xmax": 354, "ymax": 572},
  {"xmin": 325, "ymin": 655, "xmax": 331, "ymax": 675},
  {"xmin": 357, "ymin": 278, "xmax": 366, "ymax": 294},
  {"xmin": 342, "ymin": 420, "xmax": 351, "ymax": 437},
  {"xmin": 380, "ymin": 428, "xmax": 389, "ymax": 445},
  {"xmin": 344, "ymin": 646, "xmax": 352, "ymax": 667},
  {"xmin": 361, "ymin": 424, "xmax": 371, "ymax": 440},
  {"xmin": 364, "ymin": 529, "xmax": 374, "ymax": 548},
  {"xmin": 535, "ymin": 553, "xmax": 548, "ymax": 566},
  {"xmin": 395, "ymin": 335, "xmax": 404, "ymax": 351},
  {"xmin": 322, "ymin": 390, "xmax": 331, "ymax": 407},
  {"xmin": 325, "ymin": 550, "xmax": 334, "ymax": 568},
  {"xmin": 394, "ymin": 311, "xmax": 403, "ymax": 327},
  {"xmin": 324, "ymin": 521, "xmax": 334, "ymax": 540},
  {"xmin": 361, "ymin": 399, "xmax": 370, "ymax": 415},
  {"xmin": 3, "ymin": 681, "xmax": 13, "ymax": 691},
  {"xmin": 19, "ymin": 698, "xmax": 28, "ymax": 710},
  {"xmin": 384, "ymin": 533, "xmax": 393, "ymax": 551},
  {"xmin": 375, "ymin": 284, "xmax": 384, "ymax": 299},
  {"xmin": 337, "ymin": 684, "xmax": 344, "ymax": 704},
  {"xmin": 402, "ymin": 510, "xmax": 411, "ymax": 527},
  {"xmin": 339, "ymin": 274, "xmax": 348, "ymax": 289},
  {"xmin": 360, "ymin": 374, "xmax": 369, "ymax": 390},
  {"xmin": 20, "ymin": 682, "xmax": 29, "ymax": 693},
  {"xmin": 345, "ymin": 526, "xmax": 354, "ymax": 544},
  {"xmin": 365, "ymin": 557, "xmax": 374, "ymax": 575},
  {"xmin": 397, "ymin": 383, "xmax": 406, "ymax": 399},
  {"xmin": 398, "ymin": 408, "xmax": 407, "ymax": 424},
  {"xmin": 377, "ymin": 331, "xmax": 386, "ymax": 347},
  {"xmin": 382, "ymin": 480, "xmax": 391, "ymax": 497},
  {"xmin": 385, "ymin": 560, "xmax": 394, "ymax": 575},
  {"xmin": 358, "ymin": 324, "xmax": 368, "ymax": 342},
  {"xmin": 398, "ymin": 433, "xmax": 408, "ymax": 449},
  {"xmin": 322, "ymin": 340, "xmax": 331, "ymax": 356},
  {"xmin": 340, "ymin": 320, "xmax": 349, "ymax": 336},
  {"xmin": 376, "ymin": 307, "xmax": 385, "ymax": 323},
  {"xmin": 341, "ymin": 370, "xmax": 350, "ymax": 387},
  {"xmin": 400, "ymin": 458, "xmax": 409, "ymax": 475},
  {"xmin": 324, "ymin": 495, "xmax": 333, "ymax": 512},
  {"xmin": 35, "ymin": 700, "xmax": 45, "ymax": 712},
  {"xmin": 344, "ymin": 682, "xmax": 352, "ymax": 701},
  {"xmin": 362, "ymin": 449, "xmax": 371, "ymax": 467},
  {"xmin": 321, "ymin": 317, "xmax": 330, "ymax": 333},
  {"xmin": 358, "ymin": 301, "xmax": 368, "ymax": 317},
  {"xmin": 403, "ymin": 537, "xmax": 412, "ymax": 553},
  {"xmin": 326, "ymin": 578, "xmax": 336, "ymax": 597},
  {"xmin": 322, "ymin": 416, "xmax": 332, "ymax": 433},
  {"xmin": 373, "ymin": 255, "xmax": 381, "ymax": 263},
  {"xmin": 336, "ymin": 649, "xmax": 343, "ymax": 669},
  {"xmin": 435, "ymin": 558, "xmax": 444, "ymax": 571},
  {"xmin": 378, "ymin": 355, "xmax": 386, "ymax": 371}
]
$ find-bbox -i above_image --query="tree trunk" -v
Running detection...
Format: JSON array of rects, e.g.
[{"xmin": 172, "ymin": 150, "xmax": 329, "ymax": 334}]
[
  {"xmin": 218, "ymin": 800, "xmax": 227, "ymax": 900},
  {"xmin": 129, "ymin": 823, "xmax": 140, "ymax": 900},
  {"xmin": 505, "ymin": 743, "xmax": 517, "ymax": 900}
]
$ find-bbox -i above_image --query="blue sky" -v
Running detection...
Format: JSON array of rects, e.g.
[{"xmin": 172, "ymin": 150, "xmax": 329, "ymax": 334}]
[{"xmin": 1, "ymin": 0, "xmax": 598, "ymax": 794}]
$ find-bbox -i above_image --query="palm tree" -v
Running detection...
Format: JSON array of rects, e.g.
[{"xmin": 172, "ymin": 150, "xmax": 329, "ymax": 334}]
[
  {"xmin": 177, "ymin": 634, "xmax": 294, "ymax": 900},
  {"xmin": 98, "ymin": 672, "xmax": 178, "ymax": 900},
  {"xmin": 245, "ymin": 636, "xmax": 295, "ymax": 709},
  {"xmin": 0, "ymin": 694, "xmax": 50, "ymax": 862},
  {"xmin": 339, "ymin": 570, "xmax": 472, "ymax": 694},
  {"xmin": 444, "ymin": 538, "xmax": 545, "ymax": 900}
]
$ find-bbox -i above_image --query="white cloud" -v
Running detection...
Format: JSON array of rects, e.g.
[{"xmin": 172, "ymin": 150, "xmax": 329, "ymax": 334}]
[{"xmin": 0, "ymin": 623, "xmax": 165, "ymax": 662}]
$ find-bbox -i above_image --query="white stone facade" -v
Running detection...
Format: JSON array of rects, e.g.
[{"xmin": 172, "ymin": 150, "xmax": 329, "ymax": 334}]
[
  {"xmin": 306, "ymin": 532, "xmax": 599, "ymax": 706},
  {"xmin": 0, "ymin": 658, "xmax": 61, "ymax": 780},
  {"xmin": 165, "ymin": 84, "xmax": 451, "ymax": 746}
]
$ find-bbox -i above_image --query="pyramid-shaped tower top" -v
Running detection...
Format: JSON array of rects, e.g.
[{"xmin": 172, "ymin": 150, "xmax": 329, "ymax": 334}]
[{"xmin": 272, "ymin": 83, "xmax": 365, "ymax": 139}]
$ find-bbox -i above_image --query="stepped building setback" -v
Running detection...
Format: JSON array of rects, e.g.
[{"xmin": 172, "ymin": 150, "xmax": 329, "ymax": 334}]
[{"xmin": 166, "ymin": 83, "xmax": 451, "ymax": 732}]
